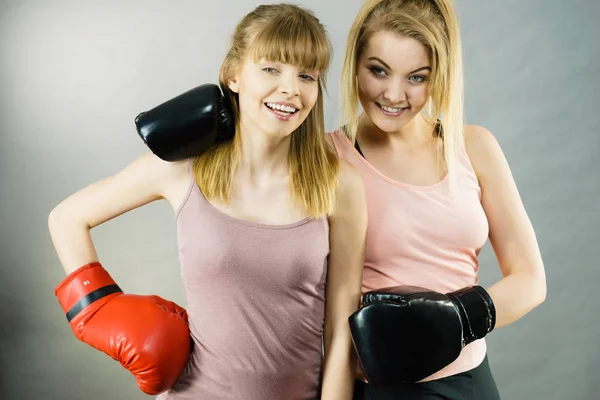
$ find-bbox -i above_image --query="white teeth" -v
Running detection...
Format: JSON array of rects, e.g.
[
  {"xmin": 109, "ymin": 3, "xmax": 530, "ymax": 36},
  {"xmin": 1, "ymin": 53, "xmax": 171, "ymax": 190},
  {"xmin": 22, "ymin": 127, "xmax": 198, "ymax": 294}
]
[
  {"xmin": 266, "ymin": 103, "xmax": 297, "ymax": 113},
  {"xmin": 381, "ymin": 104, "xmax": 402, "ymax": 113}
]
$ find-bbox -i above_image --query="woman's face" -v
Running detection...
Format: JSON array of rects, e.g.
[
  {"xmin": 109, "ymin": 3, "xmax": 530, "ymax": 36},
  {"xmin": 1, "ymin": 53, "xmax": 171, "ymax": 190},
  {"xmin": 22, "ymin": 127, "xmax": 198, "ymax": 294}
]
[
  {"xmin": 357, "ymin": 30, "xmax": 432, "ymax": 133},
  {"xmin": 229, "ymin": 55, "xmax": 320, "ymax": 139}
]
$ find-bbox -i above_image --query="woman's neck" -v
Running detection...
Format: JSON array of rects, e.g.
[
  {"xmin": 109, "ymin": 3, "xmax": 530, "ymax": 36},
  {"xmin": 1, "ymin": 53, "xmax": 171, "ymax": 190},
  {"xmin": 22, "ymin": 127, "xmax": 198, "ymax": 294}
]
[{"xmin": 237, "ymin": 125, "xmax": 291, "ymax": 183}]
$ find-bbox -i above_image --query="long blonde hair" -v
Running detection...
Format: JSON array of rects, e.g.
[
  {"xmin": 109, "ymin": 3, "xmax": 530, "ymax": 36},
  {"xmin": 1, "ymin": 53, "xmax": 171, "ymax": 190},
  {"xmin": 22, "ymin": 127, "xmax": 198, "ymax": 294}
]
[
  {"xmin": 340, "ymin": 0, "xmax": 464, "ymax": 183},
  {"xmin": 193, "ymin": 3, "xmax": 338, "ymax": 218}
]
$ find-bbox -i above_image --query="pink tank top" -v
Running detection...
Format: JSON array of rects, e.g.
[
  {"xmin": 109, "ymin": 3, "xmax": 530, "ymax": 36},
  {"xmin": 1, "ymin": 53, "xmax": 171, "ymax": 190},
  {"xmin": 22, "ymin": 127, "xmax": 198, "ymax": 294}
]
[
  {"xmin": 158, "ymin": 160, "xmax": 329, "ymax": 399},
  {"xmin": 329, "ymin": 129, "xmax": 489, "ymax": 381}
]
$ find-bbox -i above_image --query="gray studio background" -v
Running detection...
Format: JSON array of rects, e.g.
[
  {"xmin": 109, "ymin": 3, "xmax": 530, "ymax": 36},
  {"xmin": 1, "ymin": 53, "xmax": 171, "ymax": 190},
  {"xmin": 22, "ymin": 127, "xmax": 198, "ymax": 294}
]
[{"xmin": 1, "ymin": 0, "xmax": 598, "ymax": 399}]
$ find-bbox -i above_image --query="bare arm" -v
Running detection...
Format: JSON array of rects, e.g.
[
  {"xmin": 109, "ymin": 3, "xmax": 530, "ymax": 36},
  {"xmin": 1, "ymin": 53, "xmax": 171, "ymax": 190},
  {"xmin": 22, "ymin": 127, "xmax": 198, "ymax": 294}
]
[
  {"xmin": 465, "ymin": 125, "xmax": 547, "ymax": 328},
  {"xmin": 320, "ymin": 161, "xmax": 367, "ymax": 399},
  {"xmin": 48, "ymin": 152, "xmax": 188, "ymax": 275}
]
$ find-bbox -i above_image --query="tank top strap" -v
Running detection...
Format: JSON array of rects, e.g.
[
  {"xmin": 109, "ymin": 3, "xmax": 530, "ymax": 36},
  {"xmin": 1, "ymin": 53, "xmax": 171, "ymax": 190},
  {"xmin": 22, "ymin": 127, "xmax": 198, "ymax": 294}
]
[
  {"xmin": 174, "ymin": 158, "xmax": 196, "ymax": 219},
  {"xmin": 328, "ymin": 129, "xmax": 358, "ymax": 161},
  {"xmin": 453, "ymin": 133, "xmax": 482, "ymax": 198}
]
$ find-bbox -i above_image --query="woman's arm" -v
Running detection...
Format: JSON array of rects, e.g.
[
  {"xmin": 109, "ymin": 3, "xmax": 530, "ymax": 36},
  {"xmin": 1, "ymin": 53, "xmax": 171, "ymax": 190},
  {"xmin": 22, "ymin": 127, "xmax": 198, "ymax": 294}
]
[
  {"xmin": 48, "ymin": 152, "xmax": 188, "ymax": 274},
  {"xmin": 320, "ymin": 161, "xmax": 367, "ymax": 399},
  {"xmin": 465, "ymin": 125, "xmax": 547, "ymax": 328}
]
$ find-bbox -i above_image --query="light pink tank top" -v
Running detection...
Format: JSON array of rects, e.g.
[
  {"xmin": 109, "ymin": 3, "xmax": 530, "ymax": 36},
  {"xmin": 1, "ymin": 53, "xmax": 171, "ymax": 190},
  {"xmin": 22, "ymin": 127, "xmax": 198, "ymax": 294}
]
[
  {"xmin": 329, "ymin": 129, "xmax": 489, "ymax": 381},
  {"xmin": 158, "ymin": 160, "xmax": 329, "ymax": 399}
]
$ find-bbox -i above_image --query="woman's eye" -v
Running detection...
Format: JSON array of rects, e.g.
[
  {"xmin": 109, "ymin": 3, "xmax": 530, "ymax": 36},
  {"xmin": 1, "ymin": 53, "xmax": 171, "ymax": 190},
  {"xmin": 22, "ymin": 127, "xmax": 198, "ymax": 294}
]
[
  {"xmin": 300, "ymin": 74, "xmax": 315, "ymax": 82},
  {"xmin": 369, "ymin": 66, "xmax": 386, "ymax": 76},
  {"xmin": 409, "ymin": 75, "xmax": 426, "ymax": 83}
]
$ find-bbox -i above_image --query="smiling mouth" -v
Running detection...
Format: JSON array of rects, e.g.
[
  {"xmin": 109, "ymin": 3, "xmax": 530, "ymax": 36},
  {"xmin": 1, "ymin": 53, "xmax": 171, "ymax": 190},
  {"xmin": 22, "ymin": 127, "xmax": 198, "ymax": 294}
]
[
  {"xmin": 377, "ymin": 102, "xmax": 409, "ymax": 116},
  {"xmin": 265, "ymin": 102, "xmax": 299, "ymax": 115}
]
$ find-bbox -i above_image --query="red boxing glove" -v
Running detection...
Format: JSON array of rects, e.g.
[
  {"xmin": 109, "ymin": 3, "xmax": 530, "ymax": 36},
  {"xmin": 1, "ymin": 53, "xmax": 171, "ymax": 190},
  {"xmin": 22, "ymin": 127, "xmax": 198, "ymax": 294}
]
[{"xmin": 54, "ymin": 262, "xmax": 191, "ymax": 395}]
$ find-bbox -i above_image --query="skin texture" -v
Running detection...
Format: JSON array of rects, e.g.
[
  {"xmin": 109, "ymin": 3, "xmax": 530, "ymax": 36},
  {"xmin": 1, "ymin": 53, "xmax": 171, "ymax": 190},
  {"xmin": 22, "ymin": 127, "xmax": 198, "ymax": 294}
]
[
  {"xmin": 48, "ymin": 54, "xmax": 366, "ymax": 399},
  {"xmin": 357, "ymin": 31, "xmax": 432, "ymax": 140}
]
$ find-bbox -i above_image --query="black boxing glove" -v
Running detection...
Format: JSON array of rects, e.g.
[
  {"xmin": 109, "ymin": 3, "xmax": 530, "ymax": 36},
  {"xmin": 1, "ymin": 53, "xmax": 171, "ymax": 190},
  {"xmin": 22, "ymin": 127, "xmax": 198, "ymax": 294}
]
[
  {"xmin": 135, "ymin": 84, "xmax": 235, "ymax": 161},
  {"xmin": 348, "ymin": 285, "xmax": 496, "ymax": 387}
]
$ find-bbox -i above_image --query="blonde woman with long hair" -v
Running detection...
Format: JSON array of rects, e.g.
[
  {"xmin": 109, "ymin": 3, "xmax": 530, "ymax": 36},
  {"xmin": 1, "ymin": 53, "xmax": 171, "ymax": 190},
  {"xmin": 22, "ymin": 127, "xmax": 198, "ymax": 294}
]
[
  {"xmin": 327, "ymin": 0, "xmax": 547, "ymax": 398},
  {"xmin": 49, "ymin": 4, "xmax": 366, "ymax": 399}
]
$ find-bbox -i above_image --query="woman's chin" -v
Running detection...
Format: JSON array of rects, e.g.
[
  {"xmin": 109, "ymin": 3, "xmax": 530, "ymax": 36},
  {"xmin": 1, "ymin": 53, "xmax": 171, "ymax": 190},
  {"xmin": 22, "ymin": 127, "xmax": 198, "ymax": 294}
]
[{"xmin": 368, "ymin": 113, "xmax": 411, "ymax": 134}]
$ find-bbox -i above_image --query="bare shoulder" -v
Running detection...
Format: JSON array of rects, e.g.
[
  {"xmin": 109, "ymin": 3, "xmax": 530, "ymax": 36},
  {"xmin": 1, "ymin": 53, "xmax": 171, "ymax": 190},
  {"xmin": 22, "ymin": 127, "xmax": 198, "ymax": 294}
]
[
  {"xmin": 137, "ymin": 151, "xmax": 188, "ymax": 178},
  {"xmin": 137, "ymin": 152, "xmax": 190, "ymax": 208},
  {"xmin": 464, "ymin": 124, "xmax": 499, "ymax": 145},
  {"xmin": 338, "ymin": 159, "xmax": 363, "ymax": 192},
  {"xmin": 334, "ymin": 159, "xmax": 366, "ymax": 215},
  {"xmin": 142, "ymin": 151, "xmax": 188, "ymax": 180},
  {"xmin": 463, "ymin": 124, "xmax": 508, "ymax": 180},
  {"xmin": 122, "ymin": 151, "xmax": 189, "ymax": 191}
]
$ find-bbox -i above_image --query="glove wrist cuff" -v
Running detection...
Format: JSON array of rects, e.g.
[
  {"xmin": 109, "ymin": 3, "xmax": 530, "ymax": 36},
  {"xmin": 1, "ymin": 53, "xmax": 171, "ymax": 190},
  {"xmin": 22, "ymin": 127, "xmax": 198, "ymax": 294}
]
[
  {"xmin": 448, "ymin": 285, "xmax": 496, "ymax": 345},
  {"xmin": 54, "ymin": 262, "xmax": 123, "ymax": 322}
]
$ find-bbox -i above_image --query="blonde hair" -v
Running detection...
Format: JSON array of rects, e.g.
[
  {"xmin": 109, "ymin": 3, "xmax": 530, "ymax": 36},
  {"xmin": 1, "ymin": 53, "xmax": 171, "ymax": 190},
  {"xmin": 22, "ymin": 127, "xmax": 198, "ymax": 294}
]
[
  {"xmin": 193, "ymin": 4, "xmax": 339, "ymax": 218},
  {"xmin": 340, "ymin": 0, "xmax": 464, "ymax": 184}
]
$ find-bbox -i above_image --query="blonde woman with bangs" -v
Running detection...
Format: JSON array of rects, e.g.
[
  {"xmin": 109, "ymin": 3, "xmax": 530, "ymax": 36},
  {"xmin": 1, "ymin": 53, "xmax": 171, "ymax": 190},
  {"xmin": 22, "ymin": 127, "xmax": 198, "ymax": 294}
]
[
  {"xmin": 49, "ymin": 3, "xmax": 365, "ymax": 399},
  {"xmin": 326, "ymin": 0, "xmax": 547, "ymax": 398}
]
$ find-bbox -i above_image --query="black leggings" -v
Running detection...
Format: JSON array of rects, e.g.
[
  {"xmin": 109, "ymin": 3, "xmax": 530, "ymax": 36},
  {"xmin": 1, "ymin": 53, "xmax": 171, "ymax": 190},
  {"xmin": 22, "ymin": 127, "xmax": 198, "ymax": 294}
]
[{"xmin": 352, "ymin": 355, "xmax": 501, "ymax": 400}]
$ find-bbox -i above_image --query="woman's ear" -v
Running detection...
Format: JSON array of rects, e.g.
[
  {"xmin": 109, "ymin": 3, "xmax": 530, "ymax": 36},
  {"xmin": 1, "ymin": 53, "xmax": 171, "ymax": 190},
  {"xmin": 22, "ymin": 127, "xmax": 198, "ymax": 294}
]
[{"xmin": 228, "ymin": 77, "xmax": 240, "ymax": 93}]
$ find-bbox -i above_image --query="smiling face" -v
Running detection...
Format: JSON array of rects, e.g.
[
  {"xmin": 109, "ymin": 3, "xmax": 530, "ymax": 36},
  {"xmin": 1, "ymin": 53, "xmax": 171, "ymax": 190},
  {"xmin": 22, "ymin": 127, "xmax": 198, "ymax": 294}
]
[
  {"xmin": 228, "ymin": 56, "xmax": 320, "ymax": 140},
  {"xmin": 357, "ymin": 30, "xmax": 432, "ymax": 133}
]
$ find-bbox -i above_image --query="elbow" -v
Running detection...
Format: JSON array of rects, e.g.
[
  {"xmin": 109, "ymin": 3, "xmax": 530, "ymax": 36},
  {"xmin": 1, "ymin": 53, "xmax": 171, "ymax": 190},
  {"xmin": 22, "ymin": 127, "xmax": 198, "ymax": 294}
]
[
  {"xmin": 48, "ymin": 202, "xmax": 88, "ymax": 236},
  {"xmin": 529, "ymin": 270, "xmax": 547, "ymax": 309},
  {"xmin": 536, "ymin": 279, "xmax": 547, "ymax": 306},
  {"xmin": 48, "ymin": 204, "xmax": 62, "ymax": 234},
  {"xmin": 48, "ymin": 203, "xmax": 70, "ymax": 234}
]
